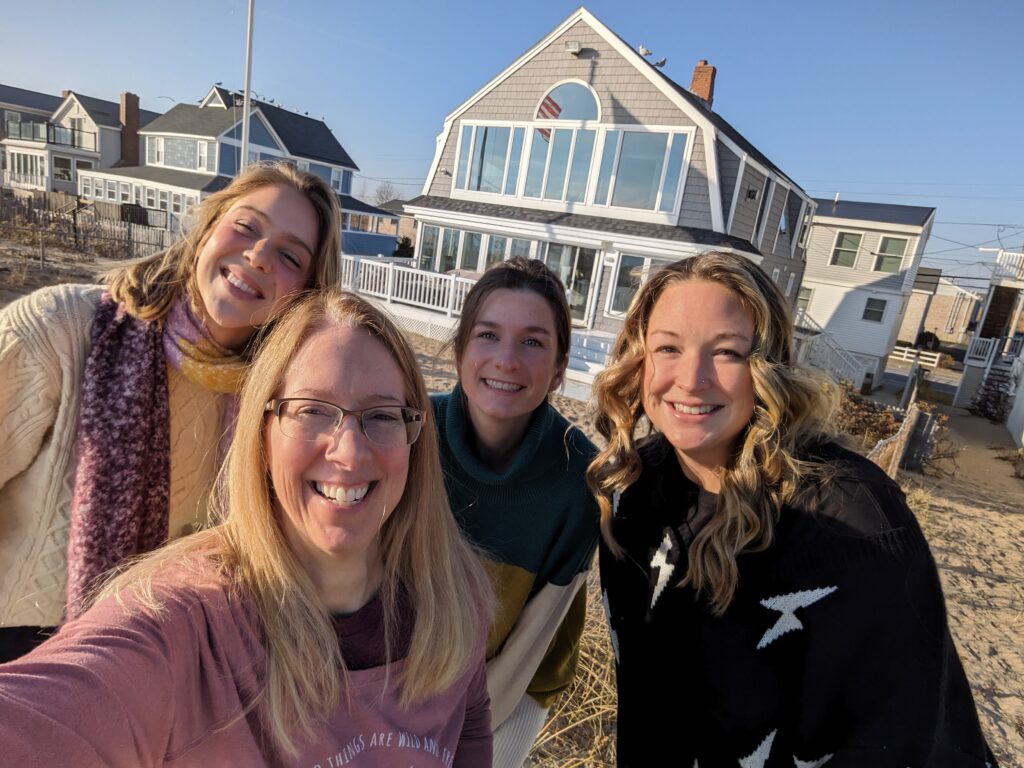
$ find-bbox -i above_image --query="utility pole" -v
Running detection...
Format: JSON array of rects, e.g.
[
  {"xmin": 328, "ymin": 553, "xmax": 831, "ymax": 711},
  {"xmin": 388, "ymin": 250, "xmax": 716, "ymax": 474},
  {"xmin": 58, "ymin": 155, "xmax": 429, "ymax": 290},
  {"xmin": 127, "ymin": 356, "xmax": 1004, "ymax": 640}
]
[{"xmin": 240, "ymin": 0, "xmax": 255, "ymax": 173}]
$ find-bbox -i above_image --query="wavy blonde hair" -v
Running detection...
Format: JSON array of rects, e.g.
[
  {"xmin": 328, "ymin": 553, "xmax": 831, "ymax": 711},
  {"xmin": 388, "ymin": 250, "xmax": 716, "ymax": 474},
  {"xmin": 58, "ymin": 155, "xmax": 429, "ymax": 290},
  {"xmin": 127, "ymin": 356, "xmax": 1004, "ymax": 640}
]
[
  {"xmin": 587, "ymin": 251, "xmax": 838, "ymax": 614},
  {"xmin": 103, "ymin": 161, "xmax": 342, "ymax": 341},
  {"xmin": 99, "ymin": 289, "xmax": 491, "ymax": 756}
]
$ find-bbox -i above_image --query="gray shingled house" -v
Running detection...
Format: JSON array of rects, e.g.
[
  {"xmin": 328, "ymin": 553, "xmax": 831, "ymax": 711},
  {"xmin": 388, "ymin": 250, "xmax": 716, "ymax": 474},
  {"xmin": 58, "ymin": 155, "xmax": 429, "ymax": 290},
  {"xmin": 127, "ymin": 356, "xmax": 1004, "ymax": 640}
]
[{"xmin": 393, "ymin": 7, "xmax": 814, "ymax": 375}]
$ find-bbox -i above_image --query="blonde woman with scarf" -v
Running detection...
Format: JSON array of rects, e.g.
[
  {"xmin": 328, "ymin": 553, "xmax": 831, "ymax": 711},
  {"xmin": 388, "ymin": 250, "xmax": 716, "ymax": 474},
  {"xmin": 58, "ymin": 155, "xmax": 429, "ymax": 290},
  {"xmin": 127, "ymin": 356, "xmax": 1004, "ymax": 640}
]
[{"xmin": 0, "ymin": 161, "xmax": 341, "ymax": 661}]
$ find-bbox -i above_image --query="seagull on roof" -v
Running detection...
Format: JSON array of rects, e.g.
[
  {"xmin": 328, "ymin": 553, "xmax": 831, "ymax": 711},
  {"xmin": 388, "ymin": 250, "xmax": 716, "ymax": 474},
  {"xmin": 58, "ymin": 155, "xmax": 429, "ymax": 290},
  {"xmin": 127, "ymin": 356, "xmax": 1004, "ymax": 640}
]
[
  {"xmin": 639, "ymin": 45, "xmax": 652, "ymax": 57},
  {"xmin": 653, "ymin": 58, "xmax": 667, "ymax": 67}
]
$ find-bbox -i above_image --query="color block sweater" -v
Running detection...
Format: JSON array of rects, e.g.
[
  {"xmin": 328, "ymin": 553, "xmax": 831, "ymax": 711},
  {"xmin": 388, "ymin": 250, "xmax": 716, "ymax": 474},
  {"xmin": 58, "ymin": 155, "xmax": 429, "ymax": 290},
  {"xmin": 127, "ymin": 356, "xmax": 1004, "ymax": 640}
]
[
  {"xmin": 0, "ymin": 570, "xmax": 491, "ymax": 766},
  {"xmin": 601, "ymin": 437, "xmax": 996, "ymax": 767},
  {"xmin": 0, "ymin": 285, "xmax": 226, "ymax": 628},
  {"xmin": 432, "ymin": 387, "xmax": 599, "ymax": 727}
]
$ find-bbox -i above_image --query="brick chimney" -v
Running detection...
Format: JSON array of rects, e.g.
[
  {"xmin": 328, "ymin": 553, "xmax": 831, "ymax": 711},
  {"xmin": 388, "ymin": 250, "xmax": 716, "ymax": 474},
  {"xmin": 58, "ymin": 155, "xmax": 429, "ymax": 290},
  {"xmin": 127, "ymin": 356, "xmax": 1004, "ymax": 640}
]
[
  {"xmin": 119, "ymin": 92, "xmax": 140, "ymax": 166},
  {"xmin": 689, "ymin": 60, "xmax": 717, "ymax": 108}
]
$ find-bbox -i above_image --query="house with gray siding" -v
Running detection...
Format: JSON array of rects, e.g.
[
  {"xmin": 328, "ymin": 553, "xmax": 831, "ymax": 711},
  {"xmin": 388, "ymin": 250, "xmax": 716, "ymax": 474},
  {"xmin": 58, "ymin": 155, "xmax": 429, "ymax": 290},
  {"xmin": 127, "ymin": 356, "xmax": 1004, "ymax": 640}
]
[
  {"xmin": 799, "ymin": 198, "xmax": 936, "ymax": 387},
  {"xmin": 403, "ymin": 7, "xmax": 814, "ymax": 349},
  {"xmin": 2, "ymin": 87, "xmax": 157, "ymax": 194},
  {"xmin": 77, "ymin": 86, "xmax": 396, "ymax": 254}
]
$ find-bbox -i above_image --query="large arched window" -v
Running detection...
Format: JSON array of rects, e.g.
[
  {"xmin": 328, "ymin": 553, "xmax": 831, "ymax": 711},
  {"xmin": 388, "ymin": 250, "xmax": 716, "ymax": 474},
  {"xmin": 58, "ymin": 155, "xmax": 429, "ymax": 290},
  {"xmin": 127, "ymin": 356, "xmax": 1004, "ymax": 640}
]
[{"xmin": 536, "ymin": 82, "xmax": 599, "ymax": 121}]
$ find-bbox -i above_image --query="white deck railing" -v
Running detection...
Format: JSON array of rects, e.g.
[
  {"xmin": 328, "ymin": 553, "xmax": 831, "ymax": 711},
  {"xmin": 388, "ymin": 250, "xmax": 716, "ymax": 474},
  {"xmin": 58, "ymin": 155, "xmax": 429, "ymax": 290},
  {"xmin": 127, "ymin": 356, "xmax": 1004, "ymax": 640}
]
[
  {"xmin": 994, "ymin": 250, "xmax": 1024, "ymax": 281},
  {"xmin": 339, "ymin": 255, "xmax": 478, "ymax": 317},
  {"xmin": 890, "ymin": 345, "xmax": 941, "ymax": 369},
  {"xmin": 965, "ymin": 336, "xmax": 997, "ymax": 367}
]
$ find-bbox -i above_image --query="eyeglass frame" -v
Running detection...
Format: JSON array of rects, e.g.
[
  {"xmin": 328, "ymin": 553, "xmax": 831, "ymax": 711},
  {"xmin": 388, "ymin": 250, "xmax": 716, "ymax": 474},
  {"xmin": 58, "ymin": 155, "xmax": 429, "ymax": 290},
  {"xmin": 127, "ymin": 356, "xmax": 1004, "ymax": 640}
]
[{"xmin": 264, "ymin": 397, "xmax": 425, "ymax": 446}]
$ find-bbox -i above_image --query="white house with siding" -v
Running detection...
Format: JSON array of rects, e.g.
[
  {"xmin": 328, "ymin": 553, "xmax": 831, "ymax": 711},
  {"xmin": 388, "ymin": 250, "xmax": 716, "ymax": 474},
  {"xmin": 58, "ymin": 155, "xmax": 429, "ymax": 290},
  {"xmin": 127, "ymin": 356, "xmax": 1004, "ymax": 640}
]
[
  {"xmin": 2, "ymin": 89, "xmax": 158, "ymax": 194},
  {"xmin": 798, "ymin": 198, "xmax": 936, "ymax": 387},
  {"xmin": 402, "ymin": 7, "xmax": 814, "ymax": 349}
]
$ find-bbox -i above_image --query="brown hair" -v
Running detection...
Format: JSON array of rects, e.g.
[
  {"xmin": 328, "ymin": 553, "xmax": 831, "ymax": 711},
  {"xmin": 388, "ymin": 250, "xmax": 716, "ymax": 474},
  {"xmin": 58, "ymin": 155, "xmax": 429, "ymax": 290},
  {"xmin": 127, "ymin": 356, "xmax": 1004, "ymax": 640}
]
[
  {"xmin": 452, "ymin": 257, "xmax": 572, "ymax": 374},
  {"xmin": 104, "ymin": 161, "xmax": 342, "ymax": 331},
  {"xmin": 100, "ymin": 289, "xmax": 491, "ymax": 756},
  {"xmin": 587, "ymin": 251, "xmax": 837, "ymax": 614}
]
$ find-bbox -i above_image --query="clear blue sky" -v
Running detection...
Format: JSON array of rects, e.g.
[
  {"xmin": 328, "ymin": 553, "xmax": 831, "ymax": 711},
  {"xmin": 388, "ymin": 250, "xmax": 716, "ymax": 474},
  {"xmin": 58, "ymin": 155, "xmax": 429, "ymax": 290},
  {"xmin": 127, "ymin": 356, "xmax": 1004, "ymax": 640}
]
[{"xmin": 4, "ymin": 0, "xmax": 1022, "ymax": 283}]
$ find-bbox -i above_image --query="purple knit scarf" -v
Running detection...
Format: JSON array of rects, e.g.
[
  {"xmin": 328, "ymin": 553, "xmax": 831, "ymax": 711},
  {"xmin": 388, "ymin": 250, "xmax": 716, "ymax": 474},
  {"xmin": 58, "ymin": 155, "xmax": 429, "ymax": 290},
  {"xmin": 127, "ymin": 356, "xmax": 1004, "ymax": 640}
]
[
  {"xmin": 65, "ymin": 296, "xmax": 169, "ymax": 617},
  {"xmin": 65, "ymin": 294, "xmax": 242, "ymax": 619}
]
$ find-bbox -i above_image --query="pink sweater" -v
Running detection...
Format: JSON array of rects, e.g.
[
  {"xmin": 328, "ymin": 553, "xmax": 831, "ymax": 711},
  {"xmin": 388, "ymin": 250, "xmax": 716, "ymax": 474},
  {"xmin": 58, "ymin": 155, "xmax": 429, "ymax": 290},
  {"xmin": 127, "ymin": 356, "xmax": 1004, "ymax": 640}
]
[{"xmin": 0, "ymin": 575, "xmax": 491, "ymax": 767}]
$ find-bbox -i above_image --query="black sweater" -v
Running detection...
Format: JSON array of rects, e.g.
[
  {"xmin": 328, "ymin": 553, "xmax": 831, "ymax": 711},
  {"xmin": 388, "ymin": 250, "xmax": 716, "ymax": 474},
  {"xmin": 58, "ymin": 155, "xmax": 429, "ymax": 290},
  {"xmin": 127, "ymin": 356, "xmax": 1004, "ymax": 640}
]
[{"xmin": 601, "ymin": 438, "xmax": 995, "ymax": 767}]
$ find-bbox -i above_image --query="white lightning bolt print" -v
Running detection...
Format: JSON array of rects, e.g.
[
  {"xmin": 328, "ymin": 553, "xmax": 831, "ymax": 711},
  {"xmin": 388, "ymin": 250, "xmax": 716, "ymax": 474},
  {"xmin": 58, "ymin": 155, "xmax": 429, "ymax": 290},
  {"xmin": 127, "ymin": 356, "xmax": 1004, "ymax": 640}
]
[
  {"xmin": 649, "ymin": 529, "xmax": 676, "ymax": 610},
  {"xmin": 739, "ymin": 729, "xmax": 776, "ymax": 768},
  {"xmin": 757, "ymin": 586, "xmax": 838, "ymax": 649}
]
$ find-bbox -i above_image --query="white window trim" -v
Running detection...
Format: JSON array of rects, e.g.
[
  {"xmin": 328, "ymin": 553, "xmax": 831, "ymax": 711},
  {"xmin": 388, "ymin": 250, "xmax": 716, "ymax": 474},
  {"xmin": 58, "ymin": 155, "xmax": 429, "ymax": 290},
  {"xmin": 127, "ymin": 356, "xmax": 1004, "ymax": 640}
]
[
  {"xmin": 872, "ymin": 236, "xmax": 909, "ymax": 273},
  {"xmin": 771, "ymin": 268, "xmax": 780, "ymax": 284},
  {"xmin": 791, "ymin": 199, "xmax": 809, "ymax": 259},
  {"xmin": 771, "ymin": 186, "xmax": 793, "ymax": 255},
  {"xmin": 530, "ymin": 79, "xmax": 602, "ymax": 124},
  {"xmin": 862, "ymin": 297, "xmax": 887, "ymax": 323},
  {"xmin": 785, "ymin": 272, "xmax": 796, "ymax": 298},
  {"xmin": 796, "ymin": 286, "xmax": 814, "ymax": 312},
  {"xmin": 605, "ymin": 252, "xmax": 652, "ymax": 317},
  {"xmin": 829, "ymin": 230, "xmax": 862, "ymax": 268},
  {"xmin": 754, "ymin": 177, "xmax": 775, "ymax": 249},
  {"xmin": 450, "ymin": 119, "xmax": 696, "ymax": 225}
]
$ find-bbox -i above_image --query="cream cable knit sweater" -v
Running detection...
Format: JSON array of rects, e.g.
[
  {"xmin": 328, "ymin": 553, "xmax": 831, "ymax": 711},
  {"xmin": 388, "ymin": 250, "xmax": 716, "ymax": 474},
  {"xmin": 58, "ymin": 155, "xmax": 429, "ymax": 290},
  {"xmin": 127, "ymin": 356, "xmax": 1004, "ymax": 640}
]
[{"xmin": 0, "ymin": 284, "xmax": 226, "ymax": 627}]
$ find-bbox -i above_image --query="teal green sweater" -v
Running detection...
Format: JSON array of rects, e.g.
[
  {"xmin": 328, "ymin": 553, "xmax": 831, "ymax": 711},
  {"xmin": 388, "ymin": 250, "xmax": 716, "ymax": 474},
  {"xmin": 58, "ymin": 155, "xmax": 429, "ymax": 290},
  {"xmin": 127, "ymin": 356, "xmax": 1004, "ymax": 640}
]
[{"xmin": 432, "ymin": 386, "xmax": 599, "ymax": 718}]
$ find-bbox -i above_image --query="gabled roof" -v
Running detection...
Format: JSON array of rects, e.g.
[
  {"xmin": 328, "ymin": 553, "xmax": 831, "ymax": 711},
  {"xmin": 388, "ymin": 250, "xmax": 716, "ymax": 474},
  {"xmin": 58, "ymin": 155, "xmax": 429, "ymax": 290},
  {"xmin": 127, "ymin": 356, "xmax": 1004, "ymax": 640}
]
[
  {"xmin": 0, "ymin": 83, "xmax": 63, "ymax": 114},
  {"xmin": 377, "ymin": 199, "xmax": 408, "ymax": 216},
  {"xmin": 435, "ymin": 7, "xmax": 807, "ymax": 200},
  {"xmin": 256, "ymin": 100, "xmax": 356, "ymax": 169},
  {"xmin": 406, "ymin": 195, "xmax": 757, "ymax": 251},
  {"xmin": 141, "ymin": 103, "xmax": 241, "ymax": 137},
  {"xmin": 811, "ymin": 198, "xmax": 935, "ymax": 228},
  {"xmin": 143, "ymin": 87, "xmax": 357, "ymax": 170},
  {"xmin": 66, "ymin": 92, "xmax": 161, "ymax": 129},
  {"xmin": 340, "ymin": 194, "xmax": 396, "ymax": 218}
]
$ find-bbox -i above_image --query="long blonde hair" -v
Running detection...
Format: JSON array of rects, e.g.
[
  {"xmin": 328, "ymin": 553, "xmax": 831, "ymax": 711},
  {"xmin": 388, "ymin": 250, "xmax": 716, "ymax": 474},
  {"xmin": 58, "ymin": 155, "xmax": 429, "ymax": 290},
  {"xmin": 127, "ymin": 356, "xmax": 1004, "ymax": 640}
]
[
  {"xmin": 100, "ymin": 289, "xmax": 490, "ymax": 756},
  {"xmin": 103, "ymin": 161, "xmax": 342, "ymax": 334},
  {"xmin": 587, "ymin": 251, "xmax": 837, "ymax": 614}
]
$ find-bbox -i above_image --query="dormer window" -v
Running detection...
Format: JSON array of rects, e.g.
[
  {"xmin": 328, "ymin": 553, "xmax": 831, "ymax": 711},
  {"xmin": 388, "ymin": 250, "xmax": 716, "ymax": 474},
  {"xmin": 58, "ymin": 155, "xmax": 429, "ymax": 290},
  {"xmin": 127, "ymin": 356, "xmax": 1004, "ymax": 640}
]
[{"xmin": 449, "ymin": 79, "xmax": 690, "ymax": 215}]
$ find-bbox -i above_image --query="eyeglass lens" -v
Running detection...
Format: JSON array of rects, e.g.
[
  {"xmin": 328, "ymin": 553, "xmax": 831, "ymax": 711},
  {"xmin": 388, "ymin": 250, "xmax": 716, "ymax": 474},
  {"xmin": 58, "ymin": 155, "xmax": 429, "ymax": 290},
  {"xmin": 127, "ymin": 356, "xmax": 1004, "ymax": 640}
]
[{"xmin": 277, "ymin": 400, "xmax": 421, "ymax": 445}]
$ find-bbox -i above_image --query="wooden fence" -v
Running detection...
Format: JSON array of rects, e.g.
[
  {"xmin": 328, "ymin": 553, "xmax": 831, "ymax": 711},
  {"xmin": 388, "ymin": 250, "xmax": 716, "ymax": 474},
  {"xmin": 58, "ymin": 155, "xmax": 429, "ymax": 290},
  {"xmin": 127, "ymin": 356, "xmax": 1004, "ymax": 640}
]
[{"xmin": 0, "ymin": 190, "xmax": 173, "ymax": 260}]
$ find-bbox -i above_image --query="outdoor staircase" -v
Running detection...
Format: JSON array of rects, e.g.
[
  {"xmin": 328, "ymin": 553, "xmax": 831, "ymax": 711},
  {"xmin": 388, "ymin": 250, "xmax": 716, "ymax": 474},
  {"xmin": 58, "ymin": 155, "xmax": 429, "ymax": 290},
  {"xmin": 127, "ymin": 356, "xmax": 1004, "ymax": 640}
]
[
  {"xmin": 793, "ymin": 308, "xmax": 868, "ymax": 389},
  {"xmin": 969, "ymin": 358, "xmax": 1020, "ymax": 422},
  {"xmin": 567, "ymin": 329, "xmax": 615, "ymax": 382}
]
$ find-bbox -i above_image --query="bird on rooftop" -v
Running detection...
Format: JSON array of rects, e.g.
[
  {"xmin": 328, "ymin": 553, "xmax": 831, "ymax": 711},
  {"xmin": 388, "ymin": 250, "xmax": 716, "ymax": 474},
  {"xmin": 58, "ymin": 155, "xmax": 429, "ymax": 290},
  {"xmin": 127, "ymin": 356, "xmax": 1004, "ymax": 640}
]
[
  {"xmin": 653, "ymin": 58, "xmax": 667, "ymax": 67},
  {"xmin": 639, "ymin": 45, "xmax": 652, "ymax": 56}
]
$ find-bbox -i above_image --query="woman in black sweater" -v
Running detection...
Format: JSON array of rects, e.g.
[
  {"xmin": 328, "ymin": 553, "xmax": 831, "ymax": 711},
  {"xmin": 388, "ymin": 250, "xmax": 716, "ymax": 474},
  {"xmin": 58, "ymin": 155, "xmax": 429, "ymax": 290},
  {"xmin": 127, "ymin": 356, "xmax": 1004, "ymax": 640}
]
[{"xmin": 588, "ymin": 251, "xmax": 996, "ymax": 767}]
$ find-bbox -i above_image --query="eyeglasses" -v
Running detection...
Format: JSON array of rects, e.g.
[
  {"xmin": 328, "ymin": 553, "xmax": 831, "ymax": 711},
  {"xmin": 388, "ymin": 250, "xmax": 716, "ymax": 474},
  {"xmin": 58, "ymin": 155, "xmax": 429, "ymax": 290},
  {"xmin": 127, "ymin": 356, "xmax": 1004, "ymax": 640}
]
[{"xmin": 265, "ymin": 398, "xmax": 424, "ymax": 446}]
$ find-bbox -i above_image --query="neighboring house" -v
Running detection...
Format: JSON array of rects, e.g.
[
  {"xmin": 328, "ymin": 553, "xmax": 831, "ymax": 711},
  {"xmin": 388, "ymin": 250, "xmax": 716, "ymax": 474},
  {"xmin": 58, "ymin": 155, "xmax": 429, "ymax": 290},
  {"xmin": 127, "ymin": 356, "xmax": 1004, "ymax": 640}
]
[
  {"xmin": 376, "ymin": 198, "xmax": 418, "ymax": 249},
  {"xmin": 798, "ymin": 198, "xmax": 936, "ymax": 387},
  {"xmin": 897, "ymin": 274, "xmax": 983, "ymax": 346},
  {"xmin": 0, "ymin": 84, "xmax": 63, "ymax": 173},
  {"xmin": 76, "ymin": 85, "xmax": 396, "ymax": 253},
  {"xmin": 402, "ymin": 7, "xmax": 814, "ymax": 341},
  {"xmin": 2, "ymin": 88, "xmax": 158, "ymax": 194}
]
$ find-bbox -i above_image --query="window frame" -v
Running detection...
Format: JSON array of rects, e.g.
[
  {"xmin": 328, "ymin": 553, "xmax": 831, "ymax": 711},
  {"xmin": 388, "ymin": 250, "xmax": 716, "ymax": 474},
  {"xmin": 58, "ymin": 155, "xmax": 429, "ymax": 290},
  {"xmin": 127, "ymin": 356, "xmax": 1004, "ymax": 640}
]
[
  {"xmin": 52, "ymin": 156, "xmax": 73, "ymax": 182},
  {"xmin": 862, "ymin": 297, "xmax": 887, "ymax": 323},
  {"xmin": 606, "ymin": 253, "xmax": 648, "ymax": 316},
  {"xmin": 796, "ymin": 286, "xmax": 813, "ymax": 312},
  {"xmin": 829, "ymin": 231, "xmax": 862, "ymax": 268},
  {"xmin": 873, "ymin": 236, "xmax": 908, "ymax": 274},
  {"xmin": 450, "ymin": 117, "xmax": 694, "ymax": 221}
]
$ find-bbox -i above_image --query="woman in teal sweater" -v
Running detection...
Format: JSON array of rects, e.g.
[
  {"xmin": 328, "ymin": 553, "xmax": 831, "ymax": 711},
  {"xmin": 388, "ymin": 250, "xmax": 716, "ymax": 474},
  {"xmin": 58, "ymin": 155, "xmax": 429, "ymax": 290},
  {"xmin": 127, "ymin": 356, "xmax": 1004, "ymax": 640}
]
[{"xmin": 432, "ymin": 258, "xmax": 599, "ymax": 767}]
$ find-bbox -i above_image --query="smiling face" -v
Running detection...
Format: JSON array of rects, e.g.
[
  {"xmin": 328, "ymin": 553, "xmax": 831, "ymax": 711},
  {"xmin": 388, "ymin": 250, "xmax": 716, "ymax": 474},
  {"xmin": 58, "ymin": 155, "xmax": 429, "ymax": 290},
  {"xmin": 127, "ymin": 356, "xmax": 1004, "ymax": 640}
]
[
  {"xmin": 643, "ymin": 279, "xmax": 756, "ymax": 484},
  {"xmin": 195, "ymin": 183, "xmax": 319, "ymax": 350},
  {"xmin": 265, "ymin": 323, "xmax": 411, "ymax": 579},
  {"xmin": 457, "ymin": 288, "xmax": 565, "ymax": 440}
]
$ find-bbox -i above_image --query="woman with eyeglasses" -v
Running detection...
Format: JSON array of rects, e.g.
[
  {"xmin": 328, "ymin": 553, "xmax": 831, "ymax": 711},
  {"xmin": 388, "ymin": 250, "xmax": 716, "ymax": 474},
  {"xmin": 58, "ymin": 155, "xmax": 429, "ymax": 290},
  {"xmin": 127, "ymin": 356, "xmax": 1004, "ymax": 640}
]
[
  {"xmin": 0, "ymin": 162, "xmax": 343, "ymax": 662},
  {"xmin": 432, "ymin": 258, "xmax": 599, "ymax": 766},
  {"xmin": 0, "ymin": 290, "xmax": 493, "ymax": 766}
]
